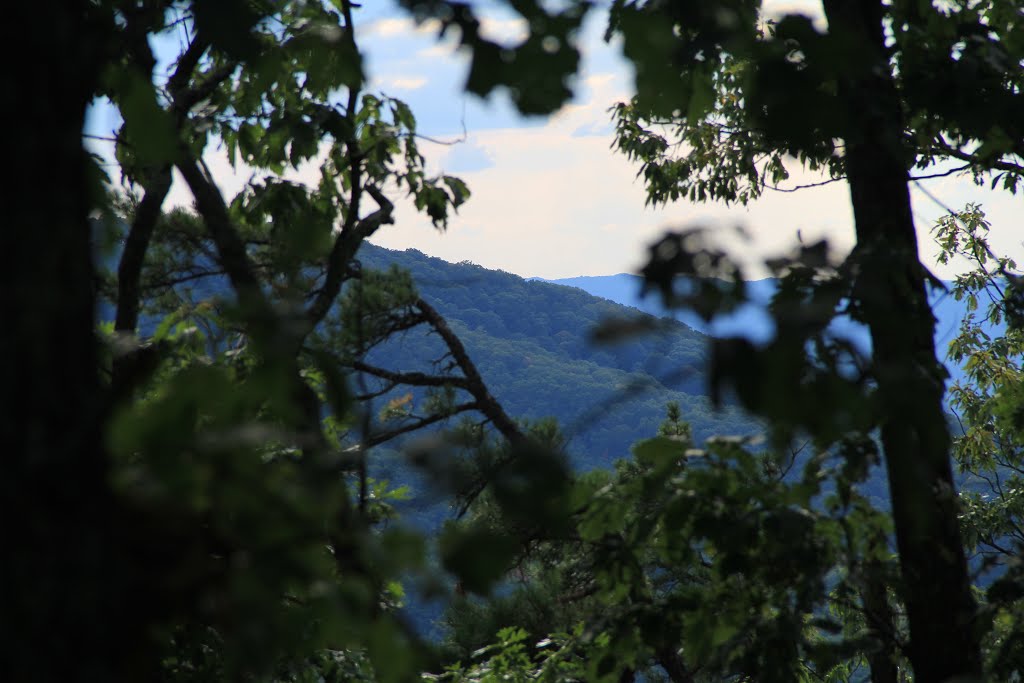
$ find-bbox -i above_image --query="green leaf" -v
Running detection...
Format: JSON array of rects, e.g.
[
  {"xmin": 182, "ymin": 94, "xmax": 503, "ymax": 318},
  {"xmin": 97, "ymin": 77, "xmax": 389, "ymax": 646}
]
[
  {"xmin": 440, "ymin": 525, "xmax": 518, "ymax": 594},
  {"xmin": 106, "ymin": 66, "xmax": 178, "ymax": 165},
  {"xmin": 192, "ymin": 0, "xmax": 261, "ymax": 60}
]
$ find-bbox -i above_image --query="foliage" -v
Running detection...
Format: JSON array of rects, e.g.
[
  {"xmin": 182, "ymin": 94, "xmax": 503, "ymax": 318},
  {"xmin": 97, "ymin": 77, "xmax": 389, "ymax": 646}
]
[
  {"xmin": 933, "ymin": 205, "xmax": 1024, "ymax": 677},
  {"xmin": 31, "ymin": 1, "xmax": 549, "ymax": 681},
  {"xmin": 439, "ymin": 401, "xmax": 906, "ymax": 682}
]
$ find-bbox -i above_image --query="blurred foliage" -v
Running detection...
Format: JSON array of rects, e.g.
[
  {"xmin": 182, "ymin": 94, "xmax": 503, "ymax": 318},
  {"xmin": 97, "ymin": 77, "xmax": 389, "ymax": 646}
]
[{"xmin": 77, "ymin": 1, "xmax": 520, "ymax": 681}]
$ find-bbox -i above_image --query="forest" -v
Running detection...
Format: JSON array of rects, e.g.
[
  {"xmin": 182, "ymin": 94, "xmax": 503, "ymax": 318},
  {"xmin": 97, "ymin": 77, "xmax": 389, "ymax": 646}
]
[{"xmin": 7, "ymin": 1, "xmax": 1024, "ymax": 682}]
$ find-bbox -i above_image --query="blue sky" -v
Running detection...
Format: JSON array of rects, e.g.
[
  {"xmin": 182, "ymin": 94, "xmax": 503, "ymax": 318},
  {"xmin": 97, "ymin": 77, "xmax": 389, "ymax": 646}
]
[{"xmin": 87, "ymin": 1, "xmax": 1023, "ymax": 280}]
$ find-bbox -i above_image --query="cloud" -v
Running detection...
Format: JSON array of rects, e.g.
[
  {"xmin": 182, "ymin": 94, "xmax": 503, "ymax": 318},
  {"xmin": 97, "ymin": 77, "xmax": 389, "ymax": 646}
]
[
  {"xmin": 440, "ymin": 140, "xmax": 495, "ymax": 173},
  {"xmin": 416, "ymin": 43, "xmax": 458, "ymax": 59},
  {"xmin": 584, "ymin": 74, "xmax": 616, "ymax": 89},
  {"xmin": 359, "ymin": 17, "xmax": 440, "ymax": 39},
  {"xmin": 761, "ymin": 0, "xmax": 827, "ymax": 30},
  {"xmin": 380, "ymin": 75, "xmax": 429, "ymax": 91},
  {"xmin": 571, "ymin": 120, "xmax": 613, "ymax": 137},
  {"xmin": 368, "ymin": 116, "xmax": 857, "ymax": 280},
  {"xmin": 478, "ymin": 17, "xmax": 529, "ymax": 45},
  {"xmin": 358, "ymin": 14, "xmax": 526, "ymax": 45}
]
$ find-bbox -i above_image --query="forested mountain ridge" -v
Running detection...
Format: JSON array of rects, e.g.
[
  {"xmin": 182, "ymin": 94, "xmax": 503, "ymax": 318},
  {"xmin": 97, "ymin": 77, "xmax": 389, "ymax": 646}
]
[
  {"xmin": 356, "ymin": 244, "xmax": 755, "ymax": 469},
  {"xmin": 543, "ymin": 272, "xmax": 992, "ymax": 385}
]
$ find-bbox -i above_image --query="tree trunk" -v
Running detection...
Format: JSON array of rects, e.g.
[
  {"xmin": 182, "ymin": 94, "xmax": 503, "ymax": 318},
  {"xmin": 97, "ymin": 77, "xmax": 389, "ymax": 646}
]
[
  {"xmin": 1, "ymin": 4, "xmax": 149, "ymax": 680},
  {"xmin": 821, "ymin": 1, "xmax": 982, "ymax": 680}
]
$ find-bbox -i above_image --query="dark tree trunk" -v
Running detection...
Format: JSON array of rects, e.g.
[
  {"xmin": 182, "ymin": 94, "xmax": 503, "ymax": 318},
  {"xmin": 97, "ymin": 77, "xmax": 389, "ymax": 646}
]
[
  {"xmin": 822, "ymin": 1, "xmax": 982, "ymax": 680},
  {"xmin": 1, "ymin": 4, "xmax": 150, "ymax": 680}
]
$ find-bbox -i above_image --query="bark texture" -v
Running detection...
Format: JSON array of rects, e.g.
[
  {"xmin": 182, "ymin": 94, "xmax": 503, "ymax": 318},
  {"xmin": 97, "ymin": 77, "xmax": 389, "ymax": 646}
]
[
  {"xmin": 822, "ymin": 1, "xmax": 982, "ymax": 680},
  {"xmin": 2, "ymin": 3, "xmax": 148, "ymax": 680}
]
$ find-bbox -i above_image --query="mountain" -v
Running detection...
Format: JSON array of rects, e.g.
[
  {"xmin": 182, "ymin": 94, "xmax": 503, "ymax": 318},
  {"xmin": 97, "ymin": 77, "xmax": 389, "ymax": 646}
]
[
  {"xmin": 353, "ymin": 247, "xmax": 764, "ymax": 638},
  {"xmin": 357, "ymin": 246, "xmax": 755, "ymax": 472},
  {"xmin": 542, "ymin": 273, "xmax": 985, "ymax": 385}
]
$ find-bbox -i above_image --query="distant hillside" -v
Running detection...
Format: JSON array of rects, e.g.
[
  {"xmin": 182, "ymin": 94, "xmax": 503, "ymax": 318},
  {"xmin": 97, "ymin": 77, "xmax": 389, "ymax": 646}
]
[
  {"xmin": 542, "ymin": 273, "xmax": 983, "ymax": 385},
  {"xmin": 358, "ymin": 245, "xmax": 756, "ymax": 470}
]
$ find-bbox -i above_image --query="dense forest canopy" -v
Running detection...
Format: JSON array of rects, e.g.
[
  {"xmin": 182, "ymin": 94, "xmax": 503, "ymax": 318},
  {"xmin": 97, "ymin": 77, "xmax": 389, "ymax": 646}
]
[{"xmin": 7, "ymin": 1, "xmax": 1024, "ymax": 682}]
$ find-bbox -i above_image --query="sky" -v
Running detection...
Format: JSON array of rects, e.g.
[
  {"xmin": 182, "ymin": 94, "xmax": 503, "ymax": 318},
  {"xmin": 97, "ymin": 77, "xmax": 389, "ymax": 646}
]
[{"xmin": 86, "ymin": 0, "xmax": 1023, "ymax": 281}]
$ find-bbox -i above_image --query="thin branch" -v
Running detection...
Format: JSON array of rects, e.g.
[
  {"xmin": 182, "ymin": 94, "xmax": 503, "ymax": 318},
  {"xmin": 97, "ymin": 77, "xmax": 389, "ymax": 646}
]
[
  {"xmin": 304, "ymin": 185, "xmax": 394, "ymax": 330},
  {"xmin": 362, "ymin": 402, "xmax": 481, "ymax": 449},
  {"xmin": 166, "ymin": 33, "xmax": 209, "ymax": 97},
  {"xmin": 115, "ymin": 171, "xmax": 173, "ymax": 334},
  {"xmin": 415, "ymin": 298, "xmax": 526, "ymax": 445},
  {"xmin": 760, "ymin": 174, "xmax": 846, "ymax": 193},
  {"xmin": 111, "ymin": 170, "xmax": 172, "ymax": 397},
  {"xmin": 926, "ymin": 139, "xmax": 1024, "ymax": 176},
  {"xmin": 351, "ymin": 360, "xmax": 470, "ymax": 391},
  {"xmin": 909, "ymin": 163, "xmax": 972, "ymax": 181}
]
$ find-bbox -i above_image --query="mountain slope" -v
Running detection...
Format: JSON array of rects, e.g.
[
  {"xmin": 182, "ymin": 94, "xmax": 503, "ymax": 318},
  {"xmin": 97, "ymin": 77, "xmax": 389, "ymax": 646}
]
[
  {"xmin": 357, "ymin": 245, "xmax": 756, "ymax": 469},
  {"xmin": 543, "ymin": 273, "xmax": 985, "ymax": 384}
]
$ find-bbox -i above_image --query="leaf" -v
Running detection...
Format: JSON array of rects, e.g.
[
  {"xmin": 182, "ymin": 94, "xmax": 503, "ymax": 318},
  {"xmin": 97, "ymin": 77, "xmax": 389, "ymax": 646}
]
[
  {"xmin": 631, "ymin": 435, "xmax": 686, "ymax": 467},
  {"xmin": 106, "ymin": 66, "xmax": 178, "ymax": 165},
  {"xmin": 442, "ymin": 175, "xmax": 471, "ymax": 208},
  {"xmin": 440, "ymin": 525, "xmax": 518, "ymax": 594},
  {"xmin": 192, "ymin": 0, "xmax": 261, "ymax": 60}
]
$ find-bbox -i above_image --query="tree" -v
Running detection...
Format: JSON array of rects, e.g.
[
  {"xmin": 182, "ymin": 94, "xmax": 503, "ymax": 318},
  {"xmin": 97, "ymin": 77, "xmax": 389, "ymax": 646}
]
[
  {"xmin": 636, "ymin": 3, "xmax": 1019, "ymax": 680},
  {"xmin": 11, "ymin": 2, "xmax": 545, "ymax": 681},
  {"xmin": 604, "ymin": 4, "xmax": 1023, "ymax": 677},
  {"xmin": 440, "ymin": 378, "xmax": 912, "ymax": 682},
  {"xmin": 6, "ymin": 4, "xmax": 123, "ymax": 681}
]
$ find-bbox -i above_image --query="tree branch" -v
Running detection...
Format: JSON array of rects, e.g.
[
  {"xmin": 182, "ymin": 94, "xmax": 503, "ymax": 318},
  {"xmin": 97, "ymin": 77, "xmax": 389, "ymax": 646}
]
[
  {"xmin": 304, "ymin": 185, "xmax": 394, "ymax": 329},
  {"xmin": 351, "ymin": 360, "xmax": 470, "ymax": 391},
  {"xmin": 363, "ymin": 402, "xmax": 480, "ymax": 449},
  {"xmin": 925, "ymin": 139, "xmax": 1024, "ymax": 177},
  {"xmin": 114, "ymin": 172, "xmax": 173, "ymax": 335},
  {"xmin": 175, "ymin": 157, "xmax": 275, "ymax": 335},
  {"xmin": 415, "ymin": 298, "xmax": 526, "ymax": 445}
]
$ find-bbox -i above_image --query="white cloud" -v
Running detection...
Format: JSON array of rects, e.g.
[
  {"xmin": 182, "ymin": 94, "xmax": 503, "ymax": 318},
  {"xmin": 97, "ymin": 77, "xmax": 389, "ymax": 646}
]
[
  {"xmin": 415, "ymin": 42, "xmax": 457, "ymax": 59},
  {"xmin": 367, "ymin": 107, "xmax": 1021, "ymax": 281},
  {"xmin": 478, "ymin": 17, "xmax": 529, "ymax": 45},
  {"xmin": 153, "ymin": 3, "xmax": 1021, "ymax": 284},
  {"xmin": 358, "ymin": 17, "xmax": 440, "ymax": 39},
  {"xmin": 381, "ymin": 75, "xmax": 429, "ymax": 91},
  {"xmin": 584, "ymin": 73, "xmax": 616, "ymax": 89},
  {"xmin": 761, "ymin": 0, "xmax": 828, "ymax": 30}
]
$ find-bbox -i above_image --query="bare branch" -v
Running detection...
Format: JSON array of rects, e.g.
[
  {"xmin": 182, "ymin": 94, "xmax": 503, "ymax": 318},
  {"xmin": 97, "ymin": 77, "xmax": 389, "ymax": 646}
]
[
  {"xmin": 351, "ymin": 360, "xmax": 470, "ymax": 391},
  {"xmin": 760, "ymin": 174, "xmax": 846, "ymax": 193},
  {"xmin": 415, "ymin": 298, "xmax": 526, "ymax": 446},
  {"xmin": 111, "ymin": 170, "xmax": 172, "ymax": 398},
  {"xmin": 363, "ymin": 402, "xmax": 480, "ymax": 449}
]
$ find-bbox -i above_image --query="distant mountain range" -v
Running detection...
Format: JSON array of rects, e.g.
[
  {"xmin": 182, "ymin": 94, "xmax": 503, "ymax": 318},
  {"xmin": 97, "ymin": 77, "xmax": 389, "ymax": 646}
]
[
  {"xmin": 540, "ymin": 273, "xmax": 983, "ymax": 386},
  {"xmin": 357, "ymin": 246, "xmax": 755, "ymax": 472}
]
